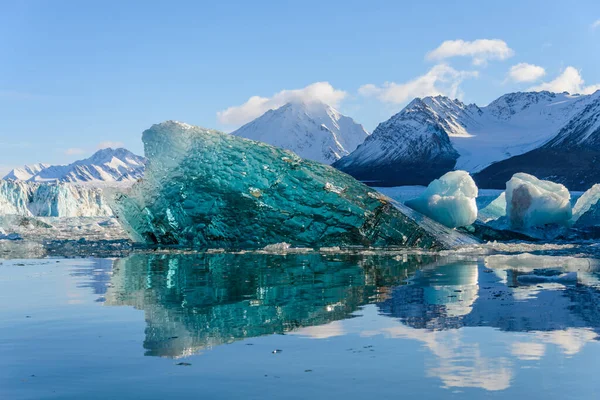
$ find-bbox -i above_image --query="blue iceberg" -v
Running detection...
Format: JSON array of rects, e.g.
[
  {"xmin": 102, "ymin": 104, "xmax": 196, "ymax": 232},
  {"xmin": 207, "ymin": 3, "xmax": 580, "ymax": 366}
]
[{"xmin": 110, "ymin": 121, "xmax": 475, "ymax": 250}]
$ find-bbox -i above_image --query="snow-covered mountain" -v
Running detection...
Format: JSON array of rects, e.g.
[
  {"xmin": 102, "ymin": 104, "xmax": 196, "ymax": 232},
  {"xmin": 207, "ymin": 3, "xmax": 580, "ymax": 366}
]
[
  {"xmin": 3, "ymin": 148, "xmax": 146, "ymax": 185},
  {"xmin": 474, "ymin": 91, "xmax": 600, "ymax": 190},
  {"xmin": 334, "ymin": 91, "xmax": 600, "ymax": 188},
  {"xmin": 3, "ymin": 163, "xmax": 51, "ymax": 181},
  {"xmin": 231, "ymin": 101, "xmax": 369, "ymax": 164}
]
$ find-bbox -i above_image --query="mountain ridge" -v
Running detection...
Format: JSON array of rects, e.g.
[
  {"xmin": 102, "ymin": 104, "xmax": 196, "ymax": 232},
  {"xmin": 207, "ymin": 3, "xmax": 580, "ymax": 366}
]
[
  {"xmin": 335, "ymin": 90, "xmax": 600, "ymax": 188},
  {"xmin": 3, "ymin": 148, "xmax": 146, "ymax": 185}
]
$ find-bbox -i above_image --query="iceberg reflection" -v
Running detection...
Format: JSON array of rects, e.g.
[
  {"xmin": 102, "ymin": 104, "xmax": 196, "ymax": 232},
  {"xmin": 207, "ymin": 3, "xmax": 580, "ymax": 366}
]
[
  {"xmin": 105, "ymin": 252, "xmax": 428, "ymax": 357},
  {"xmin": 103, "ymin": 251, "xmax": 600, "ymax": 392}
]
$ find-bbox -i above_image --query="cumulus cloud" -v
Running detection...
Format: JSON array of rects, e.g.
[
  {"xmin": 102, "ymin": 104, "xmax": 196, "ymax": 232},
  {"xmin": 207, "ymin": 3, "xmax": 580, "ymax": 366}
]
[
  {"xmin": 358, "ymin": 64, "xmax": 478, "ymax": 104},
  {"xmin": 426, "ymin": 39, "xmax": 514, "ymax": 66},
  {"xmin": 592, "ymin": 19, "xmax": 600, "ymax": 30},
  {"xmin": 98, "ymin": 141, "xmax": 124, "ymax": 149},
  {"xmin": 529, "ymin": 66, "xmax": 600, "ymax": 94},
  {"xmin": 64, "ymin": 148, "xmax": 85, "ymax": 156},
  {"xmin": 217, "ymin": 82, "xmax": 347, "ymax": 126},
  {"xmin": 507, "ymin": 63, "xmax": 546, "ymax": 82}
]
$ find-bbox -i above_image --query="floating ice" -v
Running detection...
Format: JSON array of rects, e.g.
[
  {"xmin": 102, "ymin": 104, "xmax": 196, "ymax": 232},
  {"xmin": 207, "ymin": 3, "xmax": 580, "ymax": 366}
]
[
  {"xmin": 571, "ymin": 184, "xmax": 600, "ymax": 227},
  {"xmin": 478, "ymin": 192, "xmax": 506, "ymax": 223},
  {"xmin": 405, "ymin": 171, "xmax": 478, "ymax": 228},
  {"xmin": 505, "ymin": 173, "xmax": 571, "ymax": 230},
  {"xmin": 110, "ymin": 121, "xmax": 477, "ymax": 250}
]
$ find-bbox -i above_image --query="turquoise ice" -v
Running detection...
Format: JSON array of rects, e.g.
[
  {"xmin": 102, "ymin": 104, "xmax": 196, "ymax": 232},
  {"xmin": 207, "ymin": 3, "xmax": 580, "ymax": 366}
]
[{"xmin": 110, "ymin": 121, "xmax": 475, "ymax": 250}]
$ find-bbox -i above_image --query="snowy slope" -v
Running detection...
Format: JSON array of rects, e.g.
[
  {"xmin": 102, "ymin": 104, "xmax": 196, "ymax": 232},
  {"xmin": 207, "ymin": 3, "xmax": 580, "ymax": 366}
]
[
  {"xmin": 333, "ymin": 98, "xmax": 460, "ymax": 185},
  {"xmin": 4, "ymin": 148, "xmax": 146, "ymax": 185},
  {"xmin": 231, "ymin": 101, "xmax": 369, "ymax": 164},
  {"xmin": 474, "ymin": 91, "xmax": 600, "ymax": 190},
  {"xmin": 452, "ymin": 91, "xmax": 596, "ymax": 171},
  {"xmin": 3, "ymin": 163, "xmax": 51, "ymax": 181},
  {"xmin": 335, "ymin": 91, "xmax": 600, "ymax": 186}
]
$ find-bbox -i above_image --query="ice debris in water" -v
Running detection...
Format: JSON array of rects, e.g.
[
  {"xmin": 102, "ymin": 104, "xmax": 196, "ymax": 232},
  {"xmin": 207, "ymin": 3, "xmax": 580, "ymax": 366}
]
[
  {"xmin": 405, "ymin": 171, "xmax": 478, "ymax": 228},
  {"xmin": 110, "ymin": 121, "xmax": 477, "ymax": 250},
  {"xmin": 571, "ymin": 184, "xmax": 600, "ymax": 227},
  {"xmin": 506, "ymin": 173, "xmax": 571, "ymax": 230}
]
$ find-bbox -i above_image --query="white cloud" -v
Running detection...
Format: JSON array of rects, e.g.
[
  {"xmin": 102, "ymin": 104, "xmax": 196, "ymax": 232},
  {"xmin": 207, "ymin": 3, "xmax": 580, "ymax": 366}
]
[
  {"xmin": 64, "ymin": 148, "xmax": 85, "ymax": 156},
  {"xmin": 426, "ymin": 39, "xmax": 514, "ymax": 66},
  {"xmin": 529, "ymin": 66, "xmax": 600, "ymax": 94},
  {"xmin": 98, "ymin": 141, "xmax": 124, "ymax": 149},
  {"xmin": 358, "ymin": 64, "xmax": 478, "ymax": 104},
  {"xmin": 591, "ymin": 19, "xmax": 600, "ymax": 30},
  {"xmin": 217, "ymin": 82, "xmax": 347, "ymax": 126},
  {"xmin": 507, "ymin": 63, "xmax": 546, "ymax": 83}
]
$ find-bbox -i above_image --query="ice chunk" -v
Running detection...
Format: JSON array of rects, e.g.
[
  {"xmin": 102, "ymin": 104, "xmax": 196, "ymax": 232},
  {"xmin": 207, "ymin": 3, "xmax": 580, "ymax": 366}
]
[
  {"xmin": 478, "ymin": 192, "xmax": 506, "ymax": 223},
  {"xmin": 571, "ymin": 184, "xmax": 600, "ymax": 227},
  {"xmin": 405, "ymin": 171, "xmax": 478, "ymax": 228},
  {"xmin": 506, "ymin": 173, "xmax": 571, "ymax": 230},
  {"xmin": 110, "ymin": 121, "xmax": 477, "ymax": 250}
]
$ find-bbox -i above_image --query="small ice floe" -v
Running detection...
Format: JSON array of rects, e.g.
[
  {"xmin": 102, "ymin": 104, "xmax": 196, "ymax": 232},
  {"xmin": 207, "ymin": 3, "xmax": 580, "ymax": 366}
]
[
  {"xmin": 517, "ymin": 271, "xmax": 577, "ymax": 284},
  {"xmin": 262, "ymin": 242, "xmax": 291, "ymax": 252}
]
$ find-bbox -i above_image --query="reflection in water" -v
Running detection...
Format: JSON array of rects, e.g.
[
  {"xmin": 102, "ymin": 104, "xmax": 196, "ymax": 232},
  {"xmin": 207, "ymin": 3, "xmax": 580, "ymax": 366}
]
[
  {"xmin": 104, "ymin": 251, "xmax": 600, "ymax": 391},
  {"xmin": 105, "ymin": 252, "xmax": 431, "ymax": 357}
]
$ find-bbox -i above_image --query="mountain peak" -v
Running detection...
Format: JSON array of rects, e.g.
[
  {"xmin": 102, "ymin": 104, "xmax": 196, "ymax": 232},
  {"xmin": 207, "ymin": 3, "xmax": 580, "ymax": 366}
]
[
  {"xmin": 232, "ymin": 101, "xmax": 369, "ymax": 164},
  {"xmin": 335, "ymin": 90, "xmax": 600, "ymax": 186}
]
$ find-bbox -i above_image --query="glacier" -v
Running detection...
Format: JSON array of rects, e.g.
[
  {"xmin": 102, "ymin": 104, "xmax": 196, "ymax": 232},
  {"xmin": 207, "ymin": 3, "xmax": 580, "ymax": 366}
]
[
  {"xmin": 110, "ymin": 121, "xmax": 476, "ymax": 250},
  {"xmin": 405, "ymin": 171, "xmax": 478, "ymax": 228},
  {"xmin": 506, "ymin": 173, "xmax": 572, "ymax": 230},
  {"xmin": 0, "ymin": 180, "xmax": 113, "ymax": 217}
]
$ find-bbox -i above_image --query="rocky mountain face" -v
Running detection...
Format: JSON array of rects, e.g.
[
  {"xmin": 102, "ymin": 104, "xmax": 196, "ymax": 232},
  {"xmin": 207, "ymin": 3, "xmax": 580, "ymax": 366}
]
[
  {"xmin": 474, "ymin": 92, "xmax": 600, "ymax": 190},
  {"xmin": 335, "ymin": 91, "xmax": 600, "ymax": 188}
]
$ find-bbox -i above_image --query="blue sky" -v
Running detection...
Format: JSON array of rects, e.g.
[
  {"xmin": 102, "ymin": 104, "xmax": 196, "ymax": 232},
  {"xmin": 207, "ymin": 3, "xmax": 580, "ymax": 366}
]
[{"xmin": 1, "ymin": 0, "xmax": 599, "ymax": 174}]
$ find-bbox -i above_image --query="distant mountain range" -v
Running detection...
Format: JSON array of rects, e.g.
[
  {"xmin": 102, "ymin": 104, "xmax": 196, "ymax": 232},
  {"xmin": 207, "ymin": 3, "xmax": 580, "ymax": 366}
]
[
  {"xmin": 3, "ymin": 148, "xmax": 146, "ymax": 184},
  {"xmin": 4, "ymin": 90, "xmax": 600, "ymax": 190},
  {"xmin": 232, "ymin": 101, "xmax": 369, "ymax": 165},
  {"xmin": 334, "ymin": 90, "xmax": 600, "ymax": 190}
]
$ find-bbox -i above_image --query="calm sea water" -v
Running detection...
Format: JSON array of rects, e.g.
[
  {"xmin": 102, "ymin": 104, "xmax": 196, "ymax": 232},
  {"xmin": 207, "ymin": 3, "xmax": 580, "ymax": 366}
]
[{"xmin": 1, "ymin": 252, "xmax": 599, "ymax": 399}]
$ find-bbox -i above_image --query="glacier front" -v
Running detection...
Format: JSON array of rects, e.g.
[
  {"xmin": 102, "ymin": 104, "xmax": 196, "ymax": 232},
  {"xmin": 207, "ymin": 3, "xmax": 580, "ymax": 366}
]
[
  {"xmin": 0, "ymin": 180, "xmax": 112, "ymax": 217},
  {"xmin": 110, "ymin": 121, "xmax": 476, "ymax": 250}
]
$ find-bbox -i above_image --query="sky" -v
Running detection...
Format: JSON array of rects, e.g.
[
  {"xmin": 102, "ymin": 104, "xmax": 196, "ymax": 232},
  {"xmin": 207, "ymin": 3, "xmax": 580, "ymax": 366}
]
[{"xmin": 1, "ymin": 0, "xmax": 599, "ymax": 175}]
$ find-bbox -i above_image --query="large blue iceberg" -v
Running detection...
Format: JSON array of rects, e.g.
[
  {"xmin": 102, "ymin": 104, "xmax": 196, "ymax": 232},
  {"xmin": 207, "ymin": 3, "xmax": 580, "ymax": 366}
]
[{"xmin": 110, "ymin": 121, "xmax": 475, "ymax": 250}]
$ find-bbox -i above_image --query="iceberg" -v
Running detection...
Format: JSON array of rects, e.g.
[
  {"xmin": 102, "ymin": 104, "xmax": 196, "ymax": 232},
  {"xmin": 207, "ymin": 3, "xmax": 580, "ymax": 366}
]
[
  {"xmin": 571, "ymin": 184, "xmax": 600, "ymax": 227},
  {"xmin": 505, "ymin": 173, "xmax": 571, "ymax": 230},
  {"xmin": 110, "ymin": 121, "xmax": 477, "ymax": 250},
  {"xmin": 405, "ymin": 171, "xmax": 478, "ymax": 228}
]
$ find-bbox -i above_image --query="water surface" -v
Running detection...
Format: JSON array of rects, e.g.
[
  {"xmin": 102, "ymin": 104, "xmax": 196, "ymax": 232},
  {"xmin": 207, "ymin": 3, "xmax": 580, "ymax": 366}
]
[{"xmin": 1, "ymin": 252, "xmax": 599, "ymax": 399}]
